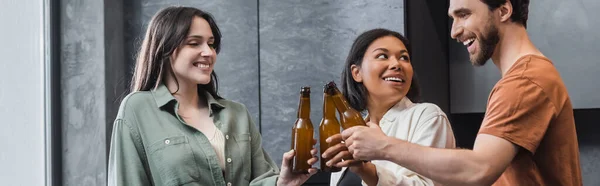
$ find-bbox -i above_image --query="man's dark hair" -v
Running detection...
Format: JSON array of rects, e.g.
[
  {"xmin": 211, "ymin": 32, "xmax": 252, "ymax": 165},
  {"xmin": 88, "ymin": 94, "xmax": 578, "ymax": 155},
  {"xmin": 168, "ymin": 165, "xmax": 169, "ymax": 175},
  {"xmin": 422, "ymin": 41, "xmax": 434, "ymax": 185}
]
[{"xmin": 481, "ymin": 0, "xmax": 530, "ymax": 27}]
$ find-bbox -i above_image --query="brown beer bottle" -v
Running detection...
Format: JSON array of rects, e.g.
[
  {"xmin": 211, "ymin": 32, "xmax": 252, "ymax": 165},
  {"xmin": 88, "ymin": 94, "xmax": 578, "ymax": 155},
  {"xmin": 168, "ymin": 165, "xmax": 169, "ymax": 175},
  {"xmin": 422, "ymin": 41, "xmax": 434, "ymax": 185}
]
[
  {"xmin": 319, "ymin": 85, "xmax": 342, "ymax": 172},
  {"xmin": 291, "ymin": 87, "xmax": 314, "ymax": 173},
  {"xmin": 325, "ymin": 81, "xmax": 367, "ymax": 129}
]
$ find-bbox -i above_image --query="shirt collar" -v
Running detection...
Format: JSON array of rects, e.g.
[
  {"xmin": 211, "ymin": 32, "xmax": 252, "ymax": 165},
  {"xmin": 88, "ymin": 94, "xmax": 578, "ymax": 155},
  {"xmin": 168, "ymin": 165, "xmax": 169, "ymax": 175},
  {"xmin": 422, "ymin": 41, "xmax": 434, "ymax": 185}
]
[
  {"xmin": 381, "ymin": 97, "xmax": 414, "ymax": 122},
  {"xmin": 152, "ymin": 83, "xmax": 225, "ymax": 111},
  {"xmin": 152, "ymin": 83, "xmax": 175, "ymax": 108}
]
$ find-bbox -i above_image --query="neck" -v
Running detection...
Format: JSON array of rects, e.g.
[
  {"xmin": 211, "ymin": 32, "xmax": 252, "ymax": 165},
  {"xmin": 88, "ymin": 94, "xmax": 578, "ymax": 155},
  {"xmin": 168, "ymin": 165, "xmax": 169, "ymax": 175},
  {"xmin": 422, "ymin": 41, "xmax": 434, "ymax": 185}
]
[
  {"xmin": 492, "ymin": 24, "xmax": 544, "ymax": 76},
  {"xmin": 366, "ymin": 96, "xmax": 400, "ymax": 124},
  {"xmin": 165, "ymin": 73, "xmax": 206, "ymax": 110},
  {"xmin": 323, "ymin": 95, "xmax": 336, "ymax": 118}
]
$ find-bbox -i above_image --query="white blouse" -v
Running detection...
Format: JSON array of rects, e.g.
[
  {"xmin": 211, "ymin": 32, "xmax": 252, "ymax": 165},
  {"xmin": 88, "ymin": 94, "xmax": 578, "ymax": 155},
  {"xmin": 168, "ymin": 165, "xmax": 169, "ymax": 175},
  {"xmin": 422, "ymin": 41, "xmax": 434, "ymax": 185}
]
[
  {"xmin": 330, "ymin": 97, "xmax": 456, "ymax": 186},
  {"xmin": 208, "ymin": 128, "xmax": 226, "ymax": 171}
]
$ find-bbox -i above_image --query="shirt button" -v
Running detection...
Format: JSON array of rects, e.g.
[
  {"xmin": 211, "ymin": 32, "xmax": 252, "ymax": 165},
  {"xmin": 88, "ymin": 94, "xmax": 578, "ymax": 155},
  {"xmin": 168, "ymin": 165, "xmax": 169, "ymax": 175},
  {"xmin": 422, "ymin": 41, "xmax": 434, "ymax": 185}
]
[
  {"xmin": 227, "ymin": 183, "xmax": 232, "ymax": 186},
  {"xmin": 225, "ymin": 135, "xmax": 229, "ymax": 140},
  {"xmin": 227, "ymin": 158, "xmax": 232, "ymax": 163},
  {"xmin": 164, "ymin": 140, "xmax": 170, "ymax": 144}
]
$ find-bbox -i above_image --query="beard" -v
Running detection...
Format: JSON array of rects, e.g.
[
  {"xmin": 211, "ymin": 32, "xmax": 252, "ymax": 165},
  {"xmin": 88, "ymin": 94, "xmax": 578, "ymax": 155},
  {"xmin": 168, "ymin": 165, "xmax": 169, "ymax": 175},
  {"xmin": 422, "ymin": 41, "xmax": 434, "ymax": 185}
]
[{"xmin": 471, "ymin": 21, "xmax": 500, "ymax": 66}]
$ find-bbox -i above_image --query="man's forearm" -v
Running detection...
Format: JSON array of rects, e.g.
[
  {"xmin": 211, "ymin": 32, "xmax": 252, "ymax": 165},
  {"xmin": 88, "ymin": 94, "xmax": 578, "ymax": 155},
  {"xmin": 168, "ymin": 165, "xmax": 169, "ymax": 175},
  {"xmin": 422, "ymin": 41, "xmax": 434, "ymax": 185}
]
[{"xmin": 381, "ymin": 138, "xmax": 494, "ymax": 186}]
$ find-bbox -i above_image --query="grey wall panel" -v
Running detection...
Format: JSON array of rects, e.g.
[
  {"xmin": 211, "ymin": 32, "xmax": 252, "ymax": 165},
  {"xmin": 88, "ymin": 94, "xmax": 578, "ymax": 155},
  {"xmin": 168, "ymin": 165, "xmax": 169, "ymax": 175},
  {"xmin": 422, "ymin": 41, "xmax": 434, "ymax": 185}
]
[
  {"xmin": 528, "ymin": 0, "xmax": 600, "ymax": 109},
  {"xmin": 450, "ymin": 0, "xmax": 600, "ymax": 113},
  {"xmin": 123, "ymin": 0, "xmax": 260, "ymax": 126},
  {"xmin": 105, "ymin": 0, "xmax": 127, "ymax": 156},
  {"xmin": 259, "ymin": 0, "xmax": 405, "ymax": 165},
  {"xmin": 61, "ymin": 0, "xmax": 107, "ymax": 185}
]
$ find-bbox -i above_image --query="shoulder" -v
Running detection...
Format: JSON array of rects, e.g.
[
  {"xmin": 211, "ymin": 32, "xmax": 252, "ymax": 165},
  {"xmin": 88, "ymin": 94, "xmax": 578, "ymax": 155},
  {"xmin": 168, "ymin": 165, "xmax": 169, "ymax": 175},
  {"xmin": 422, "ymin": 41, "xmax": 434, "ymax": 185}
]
[
  {"xmin": 496, "ymin": 55, "xmax": 563, "ymax": 98},
  {"xmin": 115, "ymin": 91, "xmax": 156, "ymax": 120},
  {"xmin": 486, "ymin": 56, "xmax": 561, "ymax": 117},
  {"xmin": 519, "ymin": 55, "xmax": 559, "ymax": 80},
  {"xmin": 490, "ymin": 56, "xmax": 559, "ymax": 108},
  {"xmin": 408, "ymin": 102, "xmax": 447, "ymax": 121},
  {"xmin": 385, "ymin": 102, "xmax": 448, "ymax": 126}
]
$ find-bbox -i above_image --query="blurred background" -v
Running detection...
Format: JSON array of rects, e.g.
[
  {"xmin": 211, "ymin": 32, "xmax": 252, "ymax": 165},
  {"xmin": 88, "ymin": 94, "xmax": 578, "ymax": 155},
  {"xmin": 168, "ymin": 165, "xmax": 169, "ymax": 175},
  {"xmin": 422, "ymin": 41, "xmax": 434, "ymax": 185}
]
[{"xmin": 1, "ymin": 0, "xmax": 599, "ymax": 185}]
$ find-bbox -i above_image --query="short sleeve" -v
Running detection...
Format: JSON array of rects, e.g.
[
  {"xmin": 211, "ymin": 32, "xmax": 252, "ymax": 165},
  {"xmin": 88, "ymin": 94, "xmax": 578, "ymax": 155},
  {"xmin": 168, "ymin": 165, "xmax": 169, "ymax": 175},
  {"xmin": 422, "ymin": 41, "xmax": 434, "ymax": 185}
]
[{"xmin": 479, "ymin": 77, "xmax": 555, "ymax": 154}]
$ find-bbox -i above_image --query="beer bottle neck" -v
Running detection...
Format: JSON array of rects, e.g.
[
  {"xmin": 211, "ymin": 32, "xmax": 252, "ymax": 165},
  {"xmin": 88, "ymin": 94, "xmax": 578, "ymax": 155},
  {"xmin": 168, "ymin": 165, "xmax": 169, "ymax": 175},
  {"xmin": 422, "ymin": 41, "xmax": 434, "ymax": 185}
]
[
  {"xmin": 298, "ymin": 96, "xmax": 311, "ymax": 119},
  {"xmin": 330, "ymin": 91, "xmax": 350, "ymax": 114},
  {"xmin": 323, "ymin": 94, "xmax": 336, "ymax": 119}
]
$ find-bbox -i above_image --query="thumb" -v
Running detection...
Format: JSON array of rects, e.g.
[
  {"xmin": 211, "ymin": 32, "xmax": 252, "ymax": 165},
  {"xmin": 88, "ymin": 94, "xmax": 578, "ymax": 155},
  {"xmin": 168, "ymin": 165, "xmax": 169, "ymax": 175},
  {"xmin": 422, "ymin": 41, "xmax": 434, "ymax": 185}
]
[
  {"xmin": 281, "ymin": 149, "xmax": 294, "ymax": 168},
  {"xmin": 341, "ymin": 126, "xmax": 359, "ymax": 140}
]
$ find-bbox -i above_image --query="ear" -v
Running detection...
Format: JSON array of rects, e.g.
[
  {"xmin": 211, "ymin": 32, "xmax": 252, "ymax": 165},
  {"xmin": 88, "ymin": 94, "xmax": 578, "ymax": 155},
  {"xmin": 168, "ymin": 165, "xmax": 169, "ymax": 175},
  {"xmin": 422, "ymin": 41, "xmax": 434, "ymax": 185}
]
[
  {"xmin": 498, "ymin": 0, "xmax": 513, "ymax": 23},
  {"xmin": 351, "ymin": 64, "xmax": 363, "ymax": 83},
  {"xmin": 171, "ymin": 48, "xmax": 179, "ymax": 62}
]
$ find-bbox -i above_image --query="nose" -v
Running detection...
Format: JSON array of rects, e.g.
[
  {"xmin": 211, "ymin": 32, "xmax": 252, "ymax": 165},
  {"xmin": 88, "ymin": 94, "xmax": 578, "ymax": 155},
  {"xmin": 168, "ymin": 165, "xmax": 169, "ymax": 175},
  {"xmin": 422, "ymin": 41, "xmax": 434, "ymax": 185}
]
[
  {"xmin": 389, "ymin": 60, "xmax": 402, "ymax": 71},
  {"xmin": 200, "ymin": 43, "xmax": 214, "ymax": 56},
  {"xmin": 450, "ymin": 20, "xmax": 463, "ymax": 40}
]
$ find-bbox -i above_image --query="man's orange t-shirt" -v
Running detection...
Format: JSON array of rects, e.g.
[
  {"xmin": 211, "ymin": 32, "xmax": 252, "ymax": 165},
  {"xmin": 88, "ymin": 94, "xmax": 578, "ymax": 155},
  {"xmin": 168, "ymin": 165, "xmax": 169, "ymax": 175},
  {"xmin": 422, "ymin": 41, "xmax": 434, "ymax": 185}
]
[{"xmin": 478, "ymin": 55, "xmax": 582, "ymax": 186}]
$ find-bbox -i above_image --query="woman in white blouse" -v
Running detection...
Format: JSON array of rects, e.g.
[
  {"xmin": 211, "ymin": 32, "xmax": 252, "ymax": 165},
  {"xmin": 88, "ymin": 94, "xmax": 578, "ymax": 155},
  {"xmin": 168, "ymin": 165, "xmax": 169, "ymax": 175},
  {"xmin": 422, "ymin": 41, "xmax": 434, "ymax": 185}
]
[{"xmin": 322, "ymin": 28, "xmax": 456, "ymax": 186}]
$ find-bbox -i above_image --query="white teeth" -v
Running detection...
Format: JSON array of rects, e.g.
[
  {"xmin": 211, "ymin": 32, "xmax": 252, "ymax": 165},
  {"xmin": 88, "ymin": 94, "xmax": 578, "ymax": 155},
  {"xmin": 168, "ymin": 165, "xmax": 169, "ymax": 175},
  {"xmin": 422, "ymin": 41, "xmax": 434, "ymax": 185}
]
[
  {"xmin": 384, "ymin": 77, "xmax": 404, "ymax": 82},
  {"xmin": 197, "ymin": 64, "xmax": 209, "ymax": 68},
  {"xmin": 462, "ymin": 38, "xmax": 475, "ymax": 46}
]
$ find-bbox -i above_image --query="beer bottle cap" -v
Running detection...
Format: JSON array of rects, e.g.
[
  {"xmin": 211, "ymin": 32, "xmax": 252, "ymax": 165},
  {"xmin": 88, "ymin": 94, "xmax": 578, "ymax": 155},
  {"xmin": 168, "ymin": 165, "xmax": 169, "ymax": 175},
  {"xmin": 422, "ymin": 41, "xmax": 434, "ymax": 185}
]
[{"xmin": 301, "ymin": 87, "xmax": 311, "ymax": 97}]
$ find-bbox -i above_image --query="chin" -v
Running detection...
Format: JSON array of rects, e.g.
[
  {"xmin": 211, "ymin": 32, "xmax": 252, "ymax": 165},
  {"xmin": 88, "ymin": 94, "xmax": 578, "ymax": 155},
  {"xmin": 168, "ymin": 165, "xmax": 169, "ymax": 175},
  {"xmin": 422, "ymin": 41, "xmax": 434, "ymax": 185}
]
[
  {"xmin": 470, "ymin": 53, "xmax": 489, "ymax": 66},
  {"xmin": 193, "ymin": 74, "xmax": 211, "ymax": 85},
  {"xmin": 192, "ymin": 76, "xmax": 212, "ymax": 85},
  {"xmin": 195, "ymin": 80, "xmax": 211, "ymax": 85}
]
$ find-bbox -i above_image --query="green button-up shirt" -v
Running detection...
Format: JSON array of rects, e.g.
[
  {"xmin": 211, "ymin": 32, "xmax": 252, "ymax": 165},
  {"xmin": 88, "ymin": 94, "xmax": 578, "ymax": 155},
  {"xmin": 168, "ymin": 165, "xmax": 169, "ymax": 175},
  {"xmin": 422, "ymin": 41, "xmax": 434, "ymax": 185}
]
[{"xmin": 108, "ymin": 84, "xmax": 280, "ymax": 186}]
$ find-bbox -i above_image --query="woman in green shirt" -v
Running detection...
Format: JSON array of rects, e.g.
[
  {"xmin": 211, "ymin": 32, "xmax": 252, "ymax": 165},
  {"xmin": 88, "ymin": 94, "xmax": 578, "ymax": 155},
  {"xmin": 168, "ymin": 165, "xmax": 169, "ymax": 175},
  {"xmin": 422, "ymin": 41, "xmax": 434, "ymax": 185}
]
[{"xmin": 108, "ymin": 6, "xmax": 317, "ymax": 186}]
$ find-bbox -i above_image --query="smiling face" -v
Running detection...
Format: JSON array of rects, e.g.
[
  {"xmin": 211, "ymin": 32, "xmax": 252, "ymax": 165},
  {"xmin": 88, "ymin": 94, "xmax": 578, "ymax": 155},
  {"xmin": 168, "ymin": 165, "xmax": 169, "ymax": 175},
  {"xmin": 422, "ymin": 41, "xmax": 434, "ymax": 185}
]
[
  {"xmin": 170, "ymin": 16, "xmax": 217, "ymax": 85},
  {"xmin": 449, "ymin": 0, "xmax": 500, "ymax": 66},
  {"xmin": 351, "ymin": 36, "xmax": 413, "ymax": 105}
]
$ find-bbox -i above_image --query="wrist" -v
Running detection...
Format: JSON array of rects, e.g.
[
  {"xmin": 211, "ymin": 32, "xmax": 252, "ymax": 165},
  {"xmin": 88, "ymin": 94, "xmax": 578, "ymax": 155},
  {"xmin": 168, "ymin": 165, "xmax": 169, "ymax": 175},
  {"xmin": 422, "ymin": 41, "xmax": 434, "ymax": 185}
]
[
  {"xmin": 276, "ymin": 181, "xmax": 286, "ymax": 186},
  {"xmin": 381, "ymin": 137, "xmax": 400, "ymax": 160},
  {"xmin": 349, "ymin": 162, "xmax": 367, "ymax": 174},
  {"xmin": 276, "ymin": 177, "xmax": 287, "ymax": 186}
]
